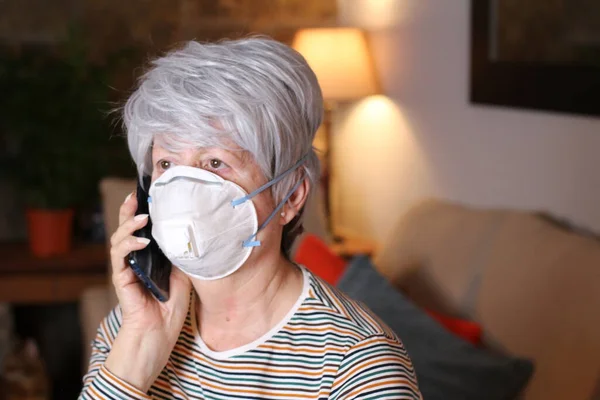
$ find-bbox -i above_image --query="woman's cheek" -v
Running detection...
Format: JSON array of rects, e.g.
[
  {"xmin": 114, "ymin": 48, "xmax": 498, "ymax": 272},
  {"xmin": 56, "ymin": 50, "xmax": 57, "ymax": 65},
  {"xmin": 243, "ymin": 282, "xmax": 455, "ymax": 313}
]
[{"xmin": 254, "ymin": 192, "xmax": 277, "ymax": 221}]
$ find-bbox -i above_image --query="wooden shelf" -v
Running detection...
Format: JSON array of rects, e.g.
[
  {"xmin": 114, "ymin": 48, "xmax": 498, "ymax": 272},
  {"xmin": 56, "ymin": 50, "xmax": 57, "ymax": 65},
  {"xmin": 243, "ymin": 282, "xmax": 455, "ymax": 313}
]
[{"xmin": 0, "ymin": 242, "xmax": 107, "ymax": 304}]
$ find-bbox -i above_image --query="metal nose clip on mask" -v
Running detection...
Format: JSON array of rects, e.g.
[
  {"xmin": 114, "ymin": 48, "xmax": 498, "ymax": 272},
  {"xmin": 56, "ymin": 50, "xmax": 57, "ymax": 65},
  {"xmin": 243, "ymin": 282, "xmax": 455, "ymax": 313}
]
[{"xmin": 148, "ymin": 155, "xmax": 308, "ymax": 280}]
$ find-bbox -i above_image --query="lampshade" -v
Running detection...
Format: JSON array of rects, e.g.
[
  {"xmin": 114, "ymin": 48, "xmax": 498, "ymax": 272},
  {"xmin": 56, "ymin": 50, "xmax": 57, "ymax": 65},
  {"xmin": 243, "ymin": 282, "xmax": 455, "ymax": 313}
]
[{"xmin": 293, "ymin": 28, "xmax": 378, "ymax": 102}]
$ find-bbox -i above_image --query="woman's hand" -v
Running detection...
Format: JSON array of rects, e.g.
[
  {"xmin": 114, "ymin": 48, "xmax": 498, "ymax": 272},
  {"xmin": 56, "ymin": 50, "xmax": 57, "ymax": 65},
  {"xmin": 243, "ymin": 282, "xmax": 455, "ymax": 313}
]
[{"xmin": 104, "ymin": 191, "xmax": 191, "ymax": 392}]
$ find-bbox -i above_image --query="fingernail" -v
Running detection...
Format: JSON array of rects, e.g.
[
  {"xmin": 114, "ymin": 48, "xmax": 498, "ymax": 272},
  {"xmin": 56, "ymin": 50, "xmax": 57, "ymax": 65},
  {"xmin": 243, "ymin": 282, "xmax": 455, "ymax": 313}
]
[
  {"xmin": 136, "ymin": 237, "xmax": 151, "ymax": 245},
  {"xmin": 134, "ymin": 214, "xmax": 149, "ymax": 221},
  {"xmin": 125, "ymin": 192, "xmax": 133, "ymax": 203}
]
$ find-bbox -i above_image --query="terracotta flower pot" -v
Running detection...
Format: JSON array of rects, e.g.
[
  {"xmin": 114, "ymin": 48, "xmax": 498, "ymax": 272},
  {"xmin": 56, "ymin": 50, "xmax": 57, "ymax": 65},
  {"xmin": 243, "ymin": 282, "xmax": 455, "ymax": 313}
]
[{"xmin": 26, "ymin": 209, "xmax": 74, "ymax": 258}]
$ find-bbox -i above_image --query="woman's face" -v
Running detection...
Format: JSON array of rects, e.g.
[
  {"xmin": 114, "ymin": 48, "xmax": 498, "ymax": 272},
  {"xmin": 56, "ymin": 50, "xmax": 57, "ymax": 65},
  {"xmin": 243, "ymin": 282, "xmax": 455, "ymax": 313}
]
[{"xmin": 151, "ymin": 140, "xmax": 283, "ymax": 258}]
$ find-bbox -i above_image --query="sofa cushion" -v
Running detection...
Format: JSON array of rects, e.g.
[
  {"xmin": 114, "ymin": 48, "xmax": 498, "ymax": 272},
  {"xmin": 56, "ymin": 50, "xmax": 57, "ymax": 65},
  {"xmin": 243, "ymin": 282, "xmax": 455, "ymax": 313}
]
[
  {"xmin": 373, "ymin": 199, "xmax": 505, "ymax": 315},
  {"xmin": 337, "ymin": 255, "xmax": 534, "ymax": 400},
  {"xmin": 294, "ymin": 234, "xmax": 347, "ymax": 285},
  {"xmin": 473, "ymin": 212, "xmax": 600, "ymax": 399},
  {"xmin": 425, "ymin": 309, "xmax": 482, "ymax": 346}
]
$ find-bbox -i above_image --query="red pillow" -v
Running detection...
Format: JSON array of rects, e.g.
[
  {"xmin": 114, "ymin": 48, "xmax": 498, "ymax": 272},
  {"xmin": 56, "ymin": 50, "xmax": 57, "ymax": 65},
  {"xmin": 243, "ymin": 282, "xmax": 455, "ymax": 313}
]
[
  {"xmin": 425, "ymin": 309, "xmax": 483, "ymax": 345},
  {"xmin": 294, "ymin": 234, "xmax": 347, "ymax": 285}
]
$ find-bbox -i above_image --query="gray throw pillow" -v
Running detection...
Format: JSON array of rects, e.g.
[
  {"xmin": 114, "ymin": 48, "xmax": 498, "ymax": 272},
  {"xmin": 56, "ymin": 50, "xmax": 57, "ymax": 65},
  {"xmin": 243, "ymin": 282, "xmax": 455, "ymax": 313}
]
[{"xmin": 337, "ymin": 256, "xmax": 534, "ymax": 400}]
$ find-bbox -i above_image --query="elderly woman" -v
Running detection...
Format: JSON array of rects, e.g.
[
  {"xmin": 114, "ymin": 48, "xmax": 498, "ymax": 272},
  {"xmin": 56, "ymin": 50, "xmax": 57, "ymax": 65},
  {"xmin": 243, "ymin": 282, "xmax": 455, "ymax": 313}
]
[{"xmin": 79, "ymin": 37, "xmax": 421, "ymax": 399}]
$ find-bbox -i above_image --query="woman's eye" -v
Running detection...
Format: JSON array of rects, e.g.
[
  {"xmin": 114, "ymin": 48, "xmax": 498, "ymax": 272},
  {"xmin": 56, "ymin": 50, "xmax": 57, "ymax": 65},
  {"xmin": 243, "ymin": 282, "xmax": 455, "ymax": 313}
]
[
  {"xmin": 159, "ymin": 160, "xmax": 171, "ymax": 170},
  {"xmin": 208, "ymin": 159, "xmax": 224, "ymax": 169}
]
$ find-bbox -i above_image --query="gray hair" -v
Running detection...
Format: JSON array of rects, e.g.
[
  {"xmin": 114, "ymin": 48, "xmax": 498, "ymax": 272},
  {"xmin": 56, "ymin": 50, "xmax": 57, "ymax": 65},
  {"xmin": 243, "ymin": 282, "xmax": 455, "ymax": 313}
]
[{"xmin": 123, "ymin": 37, "xmax": 323, "ymax": 255}]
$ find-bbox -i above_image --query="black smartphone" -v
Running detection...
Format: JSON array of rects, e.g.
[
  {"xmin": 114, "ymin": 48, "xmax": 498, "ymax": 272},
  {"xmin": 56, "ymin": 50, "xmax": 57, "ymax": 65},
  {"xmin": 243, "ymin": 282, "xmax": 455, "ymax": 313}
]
[{"xmin": 127, "ymin": 175, "xmax": 171, "ymax": 302}]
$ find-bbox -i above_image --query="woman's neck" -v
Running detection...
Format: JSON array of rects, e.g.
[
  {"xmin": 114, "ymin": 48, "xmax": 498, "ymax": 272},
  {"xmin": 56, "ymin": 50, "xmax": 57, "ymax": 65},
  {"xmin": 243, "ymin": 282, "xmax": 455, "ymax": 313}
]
[{"xmin": 191, "ymin": 252, "xmax": 304, "ymax": 351}]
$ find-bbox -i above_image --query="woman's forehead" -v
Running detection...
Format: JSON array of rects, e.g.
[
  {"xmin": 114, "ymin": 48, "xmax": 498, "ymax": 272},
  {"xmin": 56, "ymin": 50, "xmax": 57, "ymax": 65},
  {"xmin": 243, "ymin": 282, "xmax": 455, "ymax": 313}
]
[
  {"xmin": 153, "ymin": 135, "xmax": 245, "ymax": 152},
  {"xmin": 152, "ymin": 139, "xmax": 251, "ymax": 163}
]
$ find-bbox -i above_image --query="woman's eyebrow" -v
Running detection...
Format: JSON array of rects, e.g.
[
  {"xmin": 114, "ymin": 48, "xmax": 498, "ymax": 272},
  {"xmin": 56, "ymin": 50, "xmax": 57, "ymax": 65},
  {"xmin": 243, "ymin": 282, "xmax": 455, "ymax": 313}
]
[
  {"xmin": 210, "ymin": 147, "xmax": 249, "ymax": 165},
  {"xmin": 192, "ymin": 147, "xmax": 241, "ymax": 165}
]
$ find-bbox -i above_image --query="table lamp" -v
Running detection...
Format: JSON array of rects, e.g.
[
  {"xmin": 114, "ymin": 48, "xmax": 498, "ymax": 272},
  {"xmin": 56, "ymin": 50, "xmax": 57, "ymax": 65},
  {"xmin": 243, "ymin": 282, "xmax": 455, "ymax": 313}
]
[{"xmin": 292, "ymin": 27, "xmax": 378, "ymax": 234}]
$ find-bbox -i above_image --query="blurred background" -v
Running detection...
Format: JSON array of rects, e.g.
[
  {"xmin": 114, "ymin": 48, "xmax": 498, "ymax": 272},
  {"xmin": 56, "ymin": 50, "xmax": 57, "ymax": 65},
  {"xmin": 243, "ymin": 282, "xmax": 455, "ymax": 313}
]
[{"xmin": 1, "ymin": 1, "xmax": 600, "ymax": 399}]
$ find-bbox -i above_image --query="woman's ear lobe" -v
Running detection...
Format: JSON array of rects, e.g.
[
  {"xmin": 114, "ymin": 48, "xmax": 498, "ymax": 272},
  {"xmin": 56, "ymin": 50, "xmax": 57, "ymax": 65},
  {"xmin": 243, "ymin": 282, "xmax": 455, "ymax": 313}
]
[
  {"xmin": 288, "ymin": 178, "xmax": 310, "ymax": 214},
  {"xmin": 280, "ymin": 178, "xmax": 309, "ymax": 225}
]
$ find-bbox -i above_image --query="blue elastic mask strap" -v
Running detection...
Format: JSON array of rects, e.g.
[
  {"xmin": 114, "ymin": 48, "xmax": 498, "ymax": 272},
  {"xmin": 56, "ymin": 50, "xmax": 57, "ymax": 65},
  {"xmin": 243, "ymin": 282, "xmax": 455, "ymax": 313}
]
[
  {"xmin": 242, "ymin": 177, "xmax": 304, "ymax": 248},
  {"xmin": 231, "ymin": 154, "xmax": 309, "ymax": 208}
]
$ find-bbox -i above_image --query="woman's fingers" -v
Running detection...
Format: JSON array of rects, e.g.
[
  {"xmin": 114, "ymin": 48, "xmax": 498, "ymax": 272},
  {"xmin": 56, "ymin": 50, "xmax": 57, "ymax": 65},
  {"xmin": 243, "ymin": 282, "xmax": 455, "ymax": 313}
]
[
  {"xmin": 110, "ymin": 214, "xmax": 149, "ymax": 248},
  {"xmin": 110, "ymin": 235, "xmax": 151, "ymax": 275},
  {"xmin": 109, "ymin": 194, "xmax": 151, "ymax": 294},
  {"xmin": 119, "ymin": 191, "xmax": 138, "ymax": 226}
]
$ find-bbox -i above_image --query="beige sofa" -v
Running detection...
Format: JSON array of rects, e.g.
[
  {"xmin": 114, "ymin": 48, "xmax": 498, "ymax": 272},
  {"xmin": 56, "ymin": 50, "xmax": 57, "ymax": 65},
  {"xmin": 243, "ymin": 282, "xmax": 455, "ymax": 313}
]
[{"xmin": 374, "ymin": 199, "xmax": 600, "ymax": 400}]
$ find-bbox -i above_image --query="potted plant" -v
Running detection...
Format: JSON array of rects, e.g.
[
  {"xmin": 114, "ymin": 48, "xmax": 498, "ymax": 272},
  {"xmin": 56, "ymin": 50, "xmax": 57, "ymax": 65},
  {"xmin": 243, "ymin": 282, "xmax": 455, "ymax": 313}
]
[{"xmin": 0, "ymin": 34, "xmax": 133, "ymax": 257}]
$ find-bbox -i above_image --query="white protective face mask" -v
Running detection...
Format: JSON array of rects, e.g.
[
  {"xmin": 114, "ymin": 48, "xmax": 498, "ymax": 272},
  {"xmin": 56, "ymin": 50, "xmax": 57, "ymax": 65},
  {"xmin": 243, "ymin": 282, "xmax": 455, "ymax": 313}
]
[{"xmin": 148, "ymin": 156, "xmax": 306, "ymax": 280}]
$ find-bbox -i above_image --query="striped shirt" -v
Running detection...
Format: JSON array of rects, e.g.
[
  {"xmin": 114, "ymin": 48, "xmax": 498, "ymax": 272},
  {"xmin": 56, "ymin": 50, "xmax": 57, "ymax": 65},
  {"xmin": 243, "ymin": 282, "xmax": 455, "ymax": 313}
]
[{"xmin": 80, "ymin": 267, "xmax": 421, "ymax": 399}]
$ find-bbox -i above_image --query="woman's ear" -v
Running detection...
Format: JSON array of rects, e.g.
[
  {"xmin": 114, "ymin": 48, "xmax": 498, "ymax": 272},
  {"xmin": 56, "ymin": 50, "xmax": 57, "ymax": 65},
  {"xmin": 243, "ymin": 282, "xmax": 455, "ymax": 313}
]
[{"xmin": 280, "ymin": 177, "xmax": 310, "ymax": 225}]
